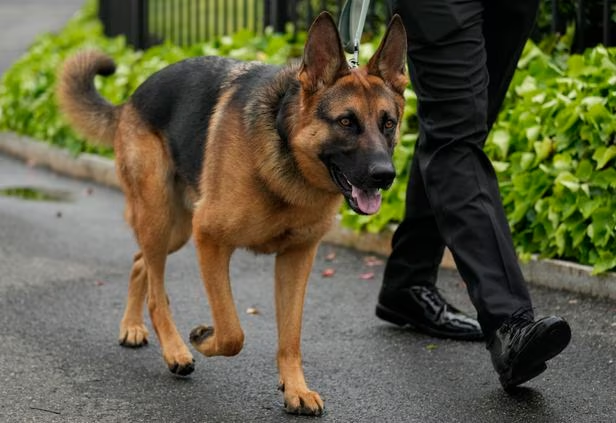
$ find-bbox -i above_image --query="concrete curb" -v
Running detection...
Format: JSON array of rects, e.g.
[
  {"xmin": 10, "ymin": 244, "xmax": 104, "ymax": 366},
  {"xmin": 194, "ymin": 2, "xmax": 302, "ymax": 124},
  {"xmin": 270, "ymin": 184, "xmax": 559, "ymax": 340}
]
[
  {"xmin": 0, "ymin": 132, "xmax": 119, "ymax": 188},
  {"xmin": 2, "ymin": 131, "xmax": 616, "ymax": 301}
]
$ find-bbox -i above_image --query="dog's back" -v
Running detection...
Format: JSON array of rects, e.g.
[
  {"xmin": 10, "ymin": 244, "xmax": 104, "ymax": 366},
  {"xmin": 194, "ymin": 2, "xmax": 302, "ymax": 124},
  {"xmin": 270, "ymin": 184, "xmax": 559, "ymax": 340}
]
[
  {"xmin": 130, "ymin": 56, "xmax": 285, "ymax": 187},
  {"xmin": 59, "ymin": 54, "xmax": 287, "ymax": 189}
]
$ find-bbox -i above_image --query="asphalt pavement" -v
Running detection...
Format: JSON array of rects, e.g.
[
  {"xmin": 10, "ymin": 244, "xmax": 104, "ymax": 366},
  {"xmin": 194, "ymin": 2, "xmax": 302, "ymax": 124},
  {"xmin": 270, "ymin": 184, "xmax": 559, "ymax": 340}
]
[
  {"xmin": 1, "ymin": 150, "xmax": 615, "ymax": 423},
  {"xmin": 0, "ymin": 1, "xmax": 615, "ymax": 422},
  {"xmin": 0, "ymin": 0, "xmax": 85, "ymax": 74}
]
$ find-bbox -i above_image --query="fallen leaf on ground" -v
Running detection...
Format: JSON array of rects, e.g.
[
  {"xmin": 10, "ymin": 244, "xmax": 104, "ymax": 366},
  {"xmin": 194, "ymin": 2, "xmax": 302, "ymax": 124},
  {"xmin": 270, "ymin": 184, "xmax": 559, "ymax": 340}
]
[
  {"xmin": 363, "ymin": 256, "xmax": 384, "ymax": 267},
  {"xmin": 359, "ymin": 272, "xmax": 375, "ymax": 280},
  {"xmin": 322, "ymin": 268, "xmax": 335, "ymax": 277},
  {"xmin": 246, "ymin": 307, "xmax": 260, "ymax": 315},
  {"xmin": 325, "ymin": 251, "xmax": 336, "ymax": 261}
]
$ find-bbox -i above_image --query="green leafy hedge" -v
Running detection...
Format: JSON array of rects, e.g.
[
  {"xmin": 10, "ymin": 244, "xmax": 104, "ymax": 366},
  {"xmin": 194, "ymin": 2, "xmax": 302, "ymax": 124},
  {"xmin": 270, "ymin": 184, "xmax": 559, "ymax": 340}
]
[
  {"xmin": 0, "ymin": 1, "xmax": 303, "ymax": 157},
  {"xmin": 486, "ymin": 37, "xmax": 616, "ymax": 273},
  {"xmin": 2, "ymin": 1, "xmax": 616, "ymax": 273}
]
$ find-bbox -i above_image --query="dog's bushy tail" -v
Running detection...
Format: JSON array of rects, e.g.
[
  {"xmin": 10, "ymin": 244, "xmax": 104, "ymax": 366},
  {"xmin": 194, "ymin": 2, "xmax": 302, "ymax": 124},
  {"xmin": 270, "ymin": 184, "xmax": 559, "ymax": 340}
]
[{"xmin": 57, "ymin": 50, "xmax": 119, "ymax": 148}]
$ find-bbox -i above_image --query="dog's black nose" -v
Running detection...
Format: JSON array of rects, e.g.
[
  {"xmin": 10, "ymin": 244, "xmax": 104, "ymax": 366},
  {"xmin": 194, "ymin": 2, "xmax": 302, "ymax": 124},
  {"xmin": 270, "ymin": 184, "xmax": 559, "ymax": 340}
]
[{"xmin": 369, "ymin": 162, "xmax": 396, "ymax": 189}]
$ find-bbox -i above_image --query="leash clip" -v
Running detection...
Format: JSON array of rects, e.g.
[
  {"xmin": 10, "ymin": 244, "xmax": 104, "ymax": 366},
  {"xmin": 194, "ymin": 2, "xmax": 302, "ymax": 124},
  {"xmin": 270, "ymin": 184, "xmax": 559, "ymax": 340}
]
[
  {"xmin": 339, "ymin": 0, "xmax": 370, "ymax": 69},
  {"xmin": 348, "ymin": 44, "xmax": 359, "ymax": 69}
]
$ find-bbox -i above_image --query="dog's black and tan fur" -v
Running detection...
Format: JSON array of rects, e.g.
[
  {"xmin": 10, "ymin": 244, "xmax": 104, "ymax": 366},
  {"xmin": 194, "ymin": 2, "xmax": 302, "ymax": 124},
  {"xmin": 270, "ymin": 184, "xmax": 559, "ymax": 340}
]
[{"xmin": 57, "ymin": 13, "xmax": 407, "ymax": 415}]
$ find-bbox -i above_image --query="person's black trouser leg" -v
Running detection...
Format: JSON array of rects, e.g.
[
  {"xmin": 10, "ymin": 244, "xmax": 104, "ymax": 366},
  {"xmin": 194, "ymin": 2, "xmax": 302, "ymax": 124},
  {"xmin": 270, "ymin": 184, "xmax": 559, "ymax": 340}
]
[{"xmin": 383, "ymin": 0, "xmax": 540, "ymax": 338}]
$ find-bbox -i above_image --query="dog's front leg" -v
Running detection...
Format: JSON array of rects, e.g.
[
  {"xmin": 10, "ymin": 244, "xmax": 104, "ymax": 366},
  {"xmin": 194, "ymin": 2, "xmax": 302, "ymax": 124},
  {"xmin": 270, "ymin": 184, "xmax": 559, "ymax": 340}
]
[
  {"xmin": 275, "ymin": 242, "xmax": 324, "ymax": 416},
  {"xmin": 189, "ymin": 230, "xmax": 244, "ymax": 357}
]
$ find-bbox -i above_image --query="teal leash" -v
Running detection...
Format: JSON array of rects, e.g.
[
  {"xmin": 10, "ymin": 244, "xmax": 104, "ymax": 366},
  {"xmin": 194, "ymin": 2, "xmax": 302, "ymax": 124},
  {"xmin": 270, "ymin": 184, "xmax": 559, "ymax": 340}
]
[{"xmin": 339, "ymin": 0, "xmax": 371, "ymax": 68}]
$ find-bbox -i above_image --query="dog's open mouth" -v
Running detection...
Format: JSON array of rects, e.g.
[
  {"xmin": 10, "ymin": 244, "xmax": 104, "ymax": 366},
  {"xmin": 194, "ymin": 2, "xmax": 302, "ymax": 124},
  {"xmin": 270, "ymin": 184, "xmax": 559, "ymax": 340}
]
[{"xmin": 328, "ymin": 165, "xmax": 382, "ymax": 215}]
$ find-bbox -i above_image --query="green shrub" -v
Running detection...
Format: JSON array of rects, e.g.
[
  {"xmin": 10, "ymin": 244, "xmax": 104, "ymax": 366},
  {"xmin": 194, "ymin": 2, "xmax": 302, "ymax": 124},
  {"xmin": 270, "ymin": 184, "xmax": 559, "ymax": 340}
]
[
  {"xmin": 0, "ymin": 0, "xmax": 303, "ymax": 156},
  {"xmin": 2, "ymin": 1, "xmax": 616, "ymax": 273},
  {"xmin": 485, "ymin": 39, "xmax": 616, "ymax": 273}
]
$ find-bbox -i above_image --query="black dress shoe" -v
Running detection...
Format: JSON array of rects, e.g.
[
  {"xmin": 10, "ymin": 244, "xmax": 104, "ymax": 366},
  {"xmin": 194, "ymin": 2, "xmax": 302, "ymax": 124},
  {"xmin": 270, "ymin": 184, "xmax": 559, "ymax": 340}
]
[
  {"xmin": 488, "ymin": 314, "xmax": 571, "ymax": 390},
  {"xmin": 376, "ymin": 285, "xmax": 484, "ymax": 341}
]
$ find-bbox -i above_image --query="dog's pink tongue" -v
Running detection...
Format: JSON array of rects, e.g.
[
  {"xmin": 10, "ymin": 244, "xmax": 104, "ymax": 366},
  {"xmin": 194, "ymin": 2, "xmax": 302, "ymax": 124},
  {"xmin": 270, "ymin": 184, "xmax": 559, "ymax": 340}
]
[{"xmin": 351, "ymin": 186, "xmax": 382, "ymax": 215}]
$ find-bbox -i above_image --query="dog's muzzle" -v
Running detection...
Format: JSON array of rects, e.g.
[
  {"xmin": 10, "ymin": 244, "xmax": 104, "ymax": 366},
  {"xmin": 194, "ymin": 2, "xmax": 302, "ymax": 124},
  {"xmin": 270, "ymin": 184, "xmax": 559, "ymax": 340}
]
[{"xmin": 328, "ymin": 163, "xmax": 395, "ymax": 215}]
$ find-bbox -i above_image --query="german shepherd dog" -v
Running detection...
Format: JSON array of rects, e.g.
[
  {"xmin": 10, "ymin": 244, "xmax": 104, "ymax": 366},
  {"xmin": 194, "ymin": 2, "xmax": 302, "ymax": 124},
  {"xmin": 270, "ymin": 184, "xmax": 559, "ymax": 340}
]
[{"xmin": 58, "ymin": 12, "xmax": 407, "ymax": 415}]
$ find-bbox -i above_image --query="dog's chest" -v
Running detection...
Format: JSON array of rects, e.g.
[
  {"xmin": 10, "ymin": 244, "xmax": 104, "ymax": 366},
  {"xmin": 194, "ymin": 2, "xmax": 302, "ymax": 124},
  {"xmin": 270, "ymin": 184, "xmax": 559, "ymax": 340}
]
[
  {"xmin": 246, "ymin": 213, "xmax": 333, "ymax": 255},
  {"xmin": 249, "ymin": 229, "xmax": 305, "ymax": 255}
]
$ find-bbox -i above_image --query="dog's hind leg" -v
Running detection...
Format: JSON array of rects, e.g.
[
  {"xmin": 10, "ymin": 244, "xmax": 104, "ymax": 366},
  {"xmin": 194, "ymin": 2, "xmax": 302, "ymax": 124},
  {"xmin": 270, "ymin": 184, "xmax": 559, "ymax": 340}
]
[
  {"xmin": 138, "ymin": 191, "xmax": 194, "ymax": 376},
  {"xmin": 189, "ymin": 226, "xmax": 244, "ymax": 358},
  {"xmin": 274, "ymin": 242, "xmax": 323, "ymax": 416},
  {"xmin": 119, "ymin": 200, "xmax": 193, "ymax": 349},
  {"xmin": 116, "ymin": 118, "xmax": 195, "ymax": 375},
  {"xmin": 119, "ymin": 251, "xmax": 149, "ymax": 347}
]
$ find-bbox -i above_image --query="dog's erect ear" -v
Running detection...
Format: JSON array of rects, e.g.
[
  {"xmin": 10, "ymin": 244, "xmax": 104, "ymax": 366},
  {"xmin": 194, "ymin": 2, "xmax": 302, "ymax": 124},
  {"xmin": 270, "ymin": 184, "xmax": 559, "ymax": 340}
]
[
  {"xmin": 299, "ymin": 12, "xmax": 350, "ymax": 92},
  {"xmin": 366, "ymin": 15, "xmax": 408, "ymax": 95}
]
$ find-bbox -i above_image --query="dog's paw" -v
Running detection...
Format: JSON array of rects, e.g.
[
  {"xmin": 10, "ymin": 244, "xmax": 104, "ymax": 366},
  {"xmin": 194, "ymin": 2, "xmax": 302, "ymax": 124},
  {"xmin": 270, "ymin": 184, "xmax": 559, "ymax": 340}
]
[
  {"xmin": 118, "ymin": 323, "xmax": 149, "ymax": 348},
  {"xmin": 281, "ymin": 385, "xmax": 324, "ymax": 416},
  {"xmin": 163, "ymin": 345, "xmax": 195, "ymax": 377},
  {"xmin": 189, "ymin": 325, "xmax": 215, "ymax": 346},
  {"xmin": 190, "ymin": 325, "xmax": 244, "ymax": 357},
  {"xmin": 167, "ymin": 358, "xmax": 195, "ymax": 376}
]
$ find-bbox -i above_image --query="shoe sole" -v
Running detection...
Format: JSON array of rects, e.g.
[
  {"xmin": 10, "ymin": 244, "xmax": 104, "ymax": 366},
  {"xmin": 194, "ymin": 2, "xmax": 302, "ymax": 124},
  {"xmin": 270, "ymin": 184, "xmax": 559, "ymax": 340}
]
[
  {"xmin": 500, "ymin": 318, "xmax": 572, "ymax": 390},
  {"xmin": 375, "ymin": 303, "xmax": 484, "ymax": 341}
]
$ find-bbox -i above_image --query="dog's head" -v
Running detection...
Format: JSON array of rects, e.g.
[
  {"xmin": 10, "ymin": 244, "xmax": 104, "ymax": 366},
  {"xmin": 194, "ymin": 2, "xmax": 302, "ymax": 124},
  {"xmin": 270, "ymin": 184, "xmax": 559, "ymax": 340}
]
[{"xmin": 291, "ymin": 12, "xmax": 408, "ymax": 215}]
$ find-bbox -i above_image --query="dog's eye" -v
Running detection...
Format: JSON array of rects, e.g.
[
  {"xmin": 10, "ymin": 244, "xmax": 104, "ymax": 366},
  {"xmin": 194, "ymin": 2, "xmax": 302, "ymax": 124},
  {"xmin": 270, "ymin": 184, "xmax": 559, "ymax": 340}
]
[
  {"xmin": 339, "ymin": 117, "xmax": 352, "ymax": 127},
  {"xmin": 384, "ymin": 119, "xmax": 396, "ymax": 130}
]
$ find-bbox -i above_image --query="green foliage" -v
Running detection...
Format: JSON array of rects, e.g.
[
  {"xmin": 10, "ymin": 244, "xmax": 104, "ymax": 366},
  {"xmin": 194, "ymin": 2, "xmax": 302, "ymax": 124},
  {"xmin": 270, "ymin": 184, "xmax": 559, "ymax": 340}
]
[
  {"xmin": 484, "ymin": 42, "xmax": 616, "ymax": 274},
  {"xmin": 3, "ymin": 1, "xmax": 616, "ymax": 273},
  {"xmin": 0, "ymin": 0, "xmax": 303, "ymax": 156},
  {"xmin": 0, "ymin": 1, "xmax": 114, "ymax": 155}
]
